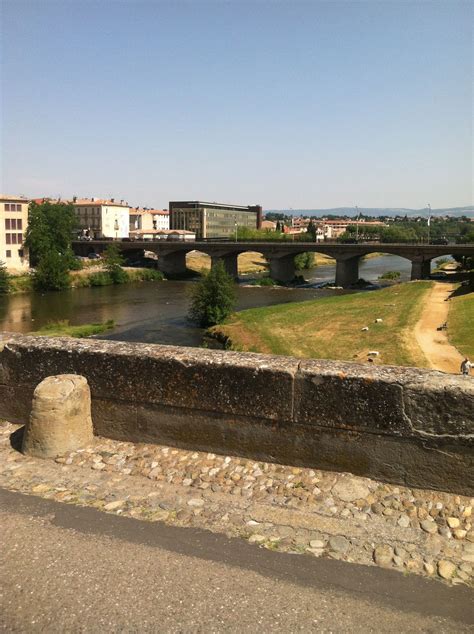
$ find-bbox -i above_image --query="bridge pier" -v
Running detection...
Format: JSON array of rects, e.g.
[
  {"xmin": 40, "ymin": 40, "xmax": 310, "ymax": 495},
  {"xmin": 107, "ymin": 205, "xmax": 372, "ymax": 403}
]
[
  {"xmin": 268, "ymin": 255, "xmax": 295, "ymax": 283},
  {"xmin": 335, "ymin": 256, "xmax": 360, "ymax": 287},
  {"xmin": 211, "ymin": 254, "xmax": 238, "ymax": 280},
  {"xmin": 158, "ymin": 251, "xmax": 187, "ymax": 277},
  {"xmin": 411, "ymin": 258, "xmax": 431, "ymax": 280}
]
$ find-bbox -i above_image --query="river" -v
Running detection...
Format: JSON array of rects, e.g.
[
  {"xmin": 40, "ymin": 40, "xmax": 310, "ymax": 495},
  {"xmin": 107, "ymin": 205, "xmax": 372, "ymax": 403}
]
[{"xmin": 0, "ymin": 254, "xmax": 434, "ymax": 347}]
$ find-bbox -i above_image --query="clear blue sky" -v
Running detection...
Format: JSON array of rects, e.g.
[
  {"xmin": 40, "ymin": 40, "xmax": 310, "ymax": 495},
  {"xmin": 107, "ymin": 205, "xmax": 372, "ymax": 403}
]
[{"xmin": 1, "ymin": 0, "xmax": 472, "ymax": 210}]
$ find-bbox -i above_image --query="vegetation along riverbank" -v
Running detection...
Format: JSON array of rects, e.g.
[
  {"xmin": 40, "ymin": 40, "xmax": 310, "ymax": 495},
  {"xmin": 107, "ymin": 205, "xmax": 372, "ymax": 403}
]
[
  {"xmin": 210, "ymin": 281, "xmax": 471, "ymax": 368},
  {"xmin": 31, "ymin": 319, "xmax": 115, "ymax": 338}
]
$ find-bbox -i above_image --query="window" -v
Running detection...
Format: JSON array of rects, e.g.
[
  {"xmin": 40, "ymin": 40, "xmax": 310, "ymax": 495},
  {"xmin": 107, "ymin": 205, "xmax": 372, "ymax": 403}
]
[
  {"xmin": 17, "ymin": 219, "xmax": 22, "ymax": 230},
  {"xmin": 5, "ymin": 203, "xmax": 10, "ymax": 211},
  {"xmin": 11, "ymin": 234, "xmax": 17, "ymax": 244},
  {"xmin": 6, "ymin": 250, "xmax": 11, "ymax": 258},
  {"xmin": 6, "ymin": 234, "xmax": 11, "ymax": 244},
  {"xmin": 11, "ymin": 219, "xmax": 16, "ymax": 230},
  {"xmin": 17, "ymin": 233, "xmax": 23, "ymax": 243},
  {"xmin": 5, "ymin": 219, "xmax": 10, "ymax": 230}
]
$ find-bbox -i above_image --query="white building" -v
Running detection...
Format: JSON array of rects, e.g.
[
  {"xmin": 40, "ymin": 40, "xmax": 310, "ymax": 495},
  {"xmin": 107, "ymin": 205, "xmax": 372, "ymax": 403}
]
[
  {"xmin": 0, "ymin": 195, "xmax": 29, "ymax": 271},
  {"xmin": 73, "ymin": 198, "xmax": 130, "ymax": 239},
  {"xmin": 129, "ymin": 208, "xmax": 169, "ymax": 234}
]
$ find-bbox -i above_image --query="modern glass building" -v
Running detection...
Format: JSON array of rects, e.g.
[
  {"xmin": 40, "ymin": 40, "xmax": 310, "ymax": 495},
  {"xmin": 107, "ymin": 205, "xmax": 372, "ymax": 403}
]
[{"xmin": 169, "ymin": 201, "xmax": 262, "ymax": 239}]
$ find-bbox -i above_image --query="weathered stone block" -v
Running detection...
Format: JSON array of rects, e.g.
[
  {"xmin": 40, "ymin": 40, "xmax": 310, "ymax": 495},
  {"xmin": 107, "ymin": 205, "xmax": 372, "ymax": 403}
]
[
  {"xmin": 403, "ymin": 374, "xmax": 474, "ymax": 436},
  {"xmin": 22, "ymin": 374, "xmax": 93, "ymax": 458},
  {"xmin": 293, "ymin": 360, "xmax": 412, "ymax": 435},
  {"xmin": 0, "ymin": 335, "xmax": 297, "ymax": 421}
]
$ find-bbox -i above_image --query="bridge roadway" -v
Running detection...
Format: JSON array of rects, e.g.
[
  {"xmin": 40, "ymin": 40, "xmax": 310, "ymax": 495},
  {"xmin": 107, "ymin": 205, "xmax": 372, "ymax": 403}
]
[{"xmin": 72, "ymin": 240, "xmax": 474, "ymax": 287}]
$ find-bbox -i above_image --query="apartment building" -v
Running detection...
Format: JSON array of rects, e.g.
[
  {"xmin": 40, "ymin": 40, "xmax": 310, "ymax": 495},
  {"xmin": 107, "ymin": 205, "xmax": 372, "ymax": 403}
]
[
  {"xmin": 0, "ymin": 195, "xmax": 29, "ymax": 271},
  {"xmin": 73, "ymin": 198, "xmax": 129, "ymax": 239},
  {"xmin": 129, "ymin": 208, "xmax": 169, "ymax": 233}
]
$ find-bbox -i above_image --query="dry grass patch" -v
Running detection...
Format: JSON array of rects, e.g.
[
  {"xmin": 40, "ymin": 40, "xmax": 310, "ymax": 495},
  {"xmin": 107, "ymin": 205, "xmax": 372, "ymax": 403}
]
[{"xmin": 214, "ymin": 282, "xmax": 433, "ymax": 367}]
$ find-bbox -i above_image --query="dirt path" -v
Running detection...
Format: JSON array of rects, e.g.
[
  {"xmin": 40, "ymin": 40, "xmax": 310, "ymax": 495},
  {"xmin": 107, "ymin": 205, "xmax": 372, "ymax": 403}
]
[{"xmin": 414, "ymin": 282, "xmax": 463, "ymax": 373}]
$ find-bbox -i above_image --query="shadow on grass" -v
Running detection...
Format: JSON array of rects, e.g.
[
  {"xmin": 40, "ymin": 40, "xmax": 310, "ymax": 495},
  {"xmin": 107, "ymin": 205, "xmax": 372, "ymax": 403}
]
[{"xmin": 448, "ymin": 284, "xmax": 473, "ymax": 300}]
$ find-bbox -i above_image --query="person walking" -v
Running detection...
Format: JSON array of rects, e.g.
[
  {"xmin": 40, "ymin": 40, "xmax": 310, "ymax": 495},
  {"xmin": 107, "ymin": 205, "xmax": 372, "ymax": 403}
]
[{"xmin": 460, "ymin": 358, "xmax": 472, "ymax": 376}]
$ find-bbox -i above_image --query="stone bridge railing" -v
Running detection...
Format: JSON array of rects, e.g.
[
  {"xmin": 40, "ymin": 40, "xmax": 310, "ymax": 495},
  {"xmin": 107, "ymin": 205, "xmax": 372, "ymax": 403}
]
[{"xmin": 1, "ymin": 333, "xmax": 472, "ymax": 494}]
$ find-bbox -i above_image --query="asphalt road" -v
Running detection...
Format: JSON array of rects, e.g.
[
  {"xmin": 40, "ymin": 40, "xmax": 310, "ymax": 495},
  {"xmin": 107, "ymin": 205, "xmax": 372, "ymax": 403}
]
[{"xmin": 1, "ymin": 488, "xmax": 473, "ymax": 632}]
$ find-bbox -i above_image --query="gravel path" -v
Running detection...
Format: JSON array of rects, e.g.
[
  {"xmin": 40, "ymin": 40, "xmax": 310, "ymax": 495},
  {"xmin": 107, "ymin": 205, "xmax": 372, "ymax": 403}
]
[{"xmin": 414, "ymin": 282, "xmax": 464, "ymax": 373}]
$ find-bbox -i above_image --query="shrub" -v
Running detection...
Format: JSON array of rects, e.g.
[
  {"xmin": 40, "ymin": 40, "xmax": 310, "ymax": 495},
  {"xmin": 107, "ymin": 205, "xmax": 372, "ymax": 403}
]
[
  {"xmin": 0, "ymin": 261, "xmax": 11, "ymax": 294},
  {"xmin": 294, "ymin": 252, "xmax": 315, "ymax": 270},
  {"xmin": 250, "ymin": 277, "xmax": 277, "ymax": 286},
  {"xmin": 87, "ymin": 272, "xmax": 113, "ymax": 287},
  {"xmin": 378, "ymin": 271, "xmax": 401, "ymax": 280},
  {"xmin": 33, "ymin": 251, "xmax": 70, "ymax": 291},
  {"xmin": 188, "ymin": 260, "xmax": 236, "ymax": 327},
  {"xmin": 135, "ymin": 268, "xmax": 164, "ymax": 282},
  {"xmin": 103, "ymin": 243, "xmax": 128, "ymax": 284}
]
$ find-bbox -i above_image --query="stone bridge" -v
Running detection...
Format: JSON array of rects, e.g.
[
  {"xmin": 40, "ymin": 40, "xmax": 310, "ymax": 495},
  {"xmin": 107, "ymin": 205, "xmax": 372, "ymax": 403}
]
[{"xmin": 72, "ymin": 240, "xmax": 474, "ymax": 286}]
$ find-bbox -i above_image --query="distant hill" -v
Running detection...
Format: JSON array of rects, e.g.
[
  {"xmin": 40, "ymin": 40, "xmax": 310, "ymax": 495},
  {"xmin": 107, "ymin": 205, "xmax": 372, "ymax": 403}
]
[{"xmin": 266, "ymin": 206, "xmax": 474, "ymax": 218}]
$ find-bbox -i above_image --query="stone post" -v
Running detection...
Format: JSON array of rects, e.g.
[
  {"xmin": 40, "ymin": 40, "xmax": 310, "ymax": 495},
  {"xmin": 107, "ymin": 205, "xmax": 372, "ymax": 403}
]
[{"xmin": 22, "ymin": 374, "xmax": 94, "ymax": 458}]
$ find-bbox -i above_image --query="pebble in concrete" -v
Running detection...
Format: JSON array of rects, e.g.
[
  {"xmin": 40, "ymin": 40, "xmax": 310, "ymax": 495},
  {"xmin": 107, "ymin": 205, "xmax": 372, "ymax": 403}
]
[{"xmin": 22, "ymin": 375, "xmax": 93, "ymax": 459}]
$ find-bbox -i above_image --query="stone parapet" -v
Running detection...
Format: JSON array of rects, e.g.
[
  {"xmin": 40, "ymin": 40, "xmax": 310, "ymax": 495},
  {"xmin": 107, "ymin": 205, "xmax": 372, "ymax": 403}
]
[{"xmin": 0, "ymin": 333, "xmax": 472, "ymax": 494}]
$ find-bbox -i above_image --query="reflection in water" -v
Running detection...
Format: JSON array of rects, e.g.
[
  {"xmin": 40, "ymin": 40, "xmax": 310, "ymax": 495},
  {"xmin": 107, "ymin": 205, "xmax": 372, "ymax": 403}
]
[{"xmin": 0, "ymin": 255, "xmax": 426, "ymax": 347}]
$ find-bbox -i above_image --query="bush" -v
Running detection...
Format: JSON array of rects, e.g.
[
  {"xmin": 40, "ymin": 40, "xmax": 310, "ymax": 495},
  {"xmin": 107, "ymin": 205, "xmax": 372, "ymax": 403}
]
[
  {"xmin": 0, "ymin": 261, "xmax": 11, "ymax": 294},
  {"xmin": 87, "ymin": 272, "xmax": 113, "ymax": 287},
  {"xmin": 188, "ymin": 260, "xmax": 236, "ymax": 327},
  {"xmin": 110, "ymin": 266, "xmax": 129, "ymax": 284},
  {"xmin": 250, "ymin": 277, "xmax": 277, "ymax": 286},
  {"xmin": 33, "ymin": 251, "xmax": 70, "ymax": 291},
  {"xmin": 103, "ymin": 243, "xmax": 128, "ymax": 284},
  {"xmin": 294, "ymin": 252, "xmax": 315, "ymax": 270},
  {"xmin": 134, "ymin": 268, "xmax": 164, "ymax": 282},
  {"xmin": 379, "ymin": 271, "xmax": 401, "ymax": 280}
]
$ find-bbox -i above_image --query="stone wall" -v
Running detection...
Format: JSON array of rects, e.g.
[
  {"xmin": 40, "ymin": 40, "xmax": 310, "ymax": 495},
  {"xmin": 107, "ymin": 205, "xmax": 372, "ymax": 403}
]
[{"xmin": 0, "ymin": 333, "xmax": 472, "ymax": 494}]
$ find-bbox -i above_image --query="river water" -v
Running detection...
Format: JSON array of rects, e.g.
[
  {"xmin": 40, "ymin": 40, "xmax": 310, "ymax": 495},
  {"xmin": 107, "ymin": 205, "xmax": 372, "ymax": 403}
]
[{"xmin": 0, "ymin": 254, "xmax": 423, "ymax": 347}]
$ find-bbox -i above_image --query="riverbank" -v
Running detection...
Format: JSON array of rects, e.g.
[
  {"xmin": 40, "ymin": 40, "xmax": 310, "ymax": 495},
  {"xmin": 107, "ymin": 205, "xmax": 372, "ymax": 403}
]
[
  {"xmin": 31, "ymin": 319, "xmax": 115, "ymax": 338},
  {"xmin": 211, "ymin": 282, "xmax": 435, "ymax": 367},
  {"xmin": 7, "ymin": 266, "xmax": 164, "ymax": 294}
]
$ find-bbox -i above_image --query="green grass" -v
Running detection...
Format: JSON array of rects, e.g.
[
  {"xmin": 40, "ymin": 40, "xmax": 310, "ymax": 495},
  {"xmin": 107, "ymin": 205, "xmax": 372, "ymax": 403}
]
[
  {"xmin": 448, "ymin": 291, "xmax": 474, "ymax": 359},
  {"xmin": 73, "ymin": 267, "xmax": 164, "ymax": 288},
  {"xmin": 212, "ymin": 282, "xmax": 433, "ymax": 367},
  {"xmin": 32, "ymin": 319, "xmax": 115, "ymax": 338},
  {"xmin": 9, "ymin": 275, "xmax": 33, "ymax": 293}
]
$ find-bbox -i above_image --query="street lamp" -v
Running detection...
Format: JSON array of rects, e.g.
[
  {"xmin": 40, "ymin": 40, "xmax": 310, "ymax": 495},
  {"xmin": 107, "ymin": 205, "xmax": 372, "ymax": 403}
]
[
  {"xmin": 234, "ymin": 216, "xmax": 237, "ymax": 243},
  {"xmin": 427, "ymin": 204, "xmax": 431, "ymax": 244},
  {"xmin": 355, "ymin": 206, "xmax": 360, "ymax": 242},
  {"xmin": 114, "ymin": 218, "xmax": 119, "ymax": 241}
]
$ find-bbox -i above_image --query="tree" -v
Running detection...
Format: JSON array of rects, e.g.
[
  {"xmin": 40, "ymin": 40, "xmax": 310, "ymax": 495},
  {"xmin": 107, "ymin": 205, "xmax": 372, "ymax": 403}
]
[
  {"xmin": 33, "ymin": 251, "xmax": 70, "ymax": 291},
  {"xmin": 103, "ymin": 243, "xmax": 128, "ymax": 284},
  {"xmin": 306, "ymin": 220, "xmax": 316, "ymax": 241},
  {"xmin": 294, "ymin": 252, "xmax": 315, "ymax": 270},
  {"xmin": 188, "ymin": 260, "xmax": 236, "ymax": 327},
  {"xmin": 0, "ymin": 261, "xmax": 11, "ymax": 294},
  {"xmin": 276, "ymin": 220, "xmax": 281, "ymax": 232},
  {"xmin": 25, "ymin": 201, "xmax": 77, "ymax": 266}
]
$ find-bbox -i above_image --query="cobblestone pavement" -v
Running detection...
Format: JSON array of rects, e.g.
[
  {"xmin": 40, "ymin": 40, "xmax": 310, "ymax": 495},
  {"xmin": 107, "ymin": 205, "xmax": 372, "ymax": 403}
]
[{"xmin": 1, "ymin": 421, "xmax": 473, "ymax": 587}]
